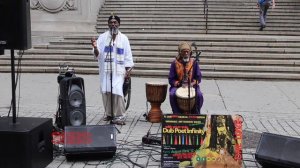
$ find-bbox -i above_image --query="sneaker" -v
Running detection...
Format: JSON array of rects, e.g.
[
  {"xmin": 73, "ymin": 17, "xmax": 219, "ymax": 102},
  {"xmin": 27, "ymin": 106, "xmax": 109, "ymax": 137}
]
[
  {"xmin": 112, "ymin": 116, "xmax": 126, "ymax": 125},
  {"xmin": 103, "ymin": 116, "xmax": 113, "ymax": 121},
  {"xmin": 259, "ymin": 25, "xmax": 266, "ymax": 31},
  {"xmin": 259, "ymin": 26, "xmax": 264, "ymax": 31},
  {"xmin": 112, "ymin": 119, "xmax": 126, "ymax": 125}
]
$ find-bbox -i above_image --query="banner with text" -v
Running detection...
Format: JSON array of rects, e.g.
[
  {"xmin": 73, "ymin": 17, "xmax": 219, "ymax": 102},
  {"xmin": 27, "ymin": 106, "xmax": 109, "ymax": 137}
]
[{"xmin": 161, "ymin": 114, "xmax": 243, "ymax": 168}]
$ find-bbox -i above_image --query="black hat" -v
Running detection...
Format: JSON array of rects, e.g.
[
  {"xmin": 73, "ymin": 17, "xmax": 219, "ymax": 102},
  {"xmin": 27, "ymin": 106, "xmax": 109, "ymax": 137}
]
[{"xmin": 108, "ymin": 13, "xmax": 120, "ymax": 24}]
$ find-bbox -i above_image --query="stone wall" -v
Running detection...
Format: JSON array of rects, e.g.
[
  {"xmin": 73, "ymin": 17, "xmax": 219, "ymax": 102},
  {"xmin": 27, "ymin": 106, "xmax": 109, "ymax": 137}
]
[{"xmin": 30, "ymin": 0, "xmax": 105, "ymax": 44}]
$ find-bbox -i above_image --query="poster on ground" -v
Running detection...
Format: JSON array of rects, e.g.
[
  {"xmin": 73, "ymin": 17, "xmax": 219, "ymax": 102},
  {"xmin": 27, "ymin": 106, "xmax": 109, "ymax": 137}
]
[{"xmin": 161, "ymin": 114, "xmax": 243, "ymax": 168}]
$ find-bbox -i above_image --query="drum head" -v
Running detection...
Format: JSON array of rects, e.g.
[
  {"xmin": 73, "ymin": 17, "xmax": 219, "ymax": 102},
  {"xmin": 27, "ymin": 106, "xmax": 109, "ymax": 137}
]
[
  {"xmin": 146, "ymin": 81, "xmax": 168, "ymax": 86},
  {"xmin": 176, "ymin": 87, "xmax": 195, "ymax": 98},
  {"xmin": 146, "ymin": 81, "xmax": 168, "ymax": 103}
]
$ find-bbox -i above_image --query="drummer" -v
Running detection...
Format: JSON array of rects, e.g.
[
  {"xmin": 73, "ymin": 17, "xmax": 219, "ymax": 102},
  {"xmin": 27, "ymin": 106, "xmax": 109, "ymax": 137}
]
[{"xmin": 168, "ymin": 41, "xmax": 204, "ymax": 114}]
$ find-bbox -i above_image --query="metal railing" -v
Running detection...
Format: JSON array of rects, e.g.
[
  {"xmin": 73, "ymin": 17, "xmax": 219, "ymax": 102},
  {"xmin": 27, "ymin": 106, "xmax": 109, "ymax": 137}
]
[{"xmin": 203, "ymin": 0, "xmax": 208, "ymax": 34}]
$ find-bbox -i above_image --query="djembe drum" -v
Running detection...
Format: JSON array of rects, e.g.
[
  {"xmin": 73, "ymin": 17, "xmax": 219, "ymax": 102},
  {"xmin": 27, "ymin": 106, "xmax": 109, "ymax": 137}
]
[
  {"xmin": 146, "ymin": 82, "xmax": 168, "ymax": 123},
  {"xmin": 175, "ymin": 87, "xmax": 195, "ymax": 114}
]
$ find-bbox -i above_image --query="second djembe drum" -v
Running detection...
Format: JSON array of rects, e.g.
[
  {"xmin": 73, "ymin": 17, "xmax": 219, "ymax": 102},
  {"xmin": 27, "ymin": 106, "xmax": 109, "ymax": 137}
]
[{"xmin": 145, "ymin": 82, "xmax": 168, "ymax": 123}]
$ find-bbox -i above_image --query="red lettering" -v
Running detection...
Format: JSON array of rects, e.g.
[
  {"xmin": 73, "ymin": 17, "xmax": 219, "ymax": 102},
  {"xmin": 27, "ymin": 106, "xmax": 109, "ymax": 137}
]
[
  {"xmin": 86, "ymin": 132, "xmax": 93, "ymax": 144},
  {"xmin": 234, "ymin": 117, "xmax": 243, "ymax": 161},
  {"xmin": 234, "ymin": 144, "xmax": 242, "ymax": 160},
  {"xmin": 172, "ymin": 152, "xmax": 194, "ymax": 160},
  {"xmin": 235, "ymin": 129, "xmax": 243, "ymax": 139},
  {"xmin": 234, "ymin": 153, "xmax": 242, "ymax": 160},
  {"xmin": 65, "ymin": 132, "xmax": 75, "ymax": 144},
  {"xmin": 170, "ymin": 115, "xmax": 178, "ymax": 118},
  {"xmin": 63, "ymin": 131, "xmax": 93, "ymax": 145}
]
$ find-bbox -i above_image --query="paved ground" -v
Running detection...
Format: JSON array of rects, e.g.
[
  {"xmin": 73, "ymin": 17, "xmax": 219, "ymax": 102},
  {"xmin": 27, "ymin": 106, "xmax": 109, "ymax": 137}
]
[{"xmin": 1, "ymin": 73, "xmax": 300, "ymax": 168}]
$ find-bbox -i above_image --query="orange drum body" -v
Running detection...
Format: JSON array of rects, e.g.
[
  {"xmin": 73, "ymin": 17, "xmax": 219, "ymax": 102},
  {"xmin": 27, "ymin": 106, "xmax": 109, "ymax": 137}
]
[
  {"xmin": 146, "ymin": 82, "xmax": 168, "ymax": 123},
  {"xmin": 176, "ymin": 87, "xmax": 195, "ymax": 114}
]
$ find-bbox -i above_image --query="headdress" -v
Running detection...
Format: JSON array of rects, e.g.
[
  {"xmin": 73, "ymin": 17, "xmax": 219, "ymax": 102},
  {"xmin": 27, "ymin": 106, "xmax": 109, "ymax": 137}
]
[
  {"xmin": 178, "ymin": 41, "xmax": 191, "ymax": 53},
  {"xmin": 108, "ymin": 12, "xmax": 120, "ymax": 24},
  {"xmin": 176, "ymin": 41, "xmax": 192, "ymax": 59}
]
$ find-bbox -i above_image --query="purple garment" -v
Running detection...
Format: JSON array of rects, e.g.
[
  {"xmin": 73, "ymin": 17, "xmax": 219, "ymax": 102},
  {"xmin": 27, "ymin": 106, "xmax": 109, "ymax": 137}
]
[{"xmin": 168, "ymin": 60, "xmax": 204, "ymax": 114}]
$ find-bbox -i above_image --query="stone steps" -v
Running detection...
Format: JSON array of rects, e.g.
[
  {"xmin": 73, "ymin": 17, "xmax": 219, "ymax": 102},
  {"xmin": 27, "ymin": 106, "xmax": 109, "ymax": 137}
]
[
  {"xmin": 32, "ymin": 45, "xmax": 300, "ymax": 54},
  {"xmin": 1, "ymin": 0, "xmax": 300, "ymax": 80},
  {"xmin": 7, "ymin": 56, "xmax": 299, "ymax": 67},
  {"xmin": 96, "ymin": 0, "xmax": 300, "ymax": 36},
  {"xmin": 3, "ymin": 52, "xmax": 300, "ymax": 62}
]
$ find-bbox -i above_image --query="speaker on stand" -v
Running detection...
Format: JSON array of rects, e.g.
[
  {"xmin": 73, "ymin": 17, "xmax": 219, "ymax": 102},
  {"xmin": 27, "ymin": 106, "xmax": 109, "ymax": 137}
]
[{"xmin": 0, "ymin": 0, "xmax": 31, "ymax": 50}]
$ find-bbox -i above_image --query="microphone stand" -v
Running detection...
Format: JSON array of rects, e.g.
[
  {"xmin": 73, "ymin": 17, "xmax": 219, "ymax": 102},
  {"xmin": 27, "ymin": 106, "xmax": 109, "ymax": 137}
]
[
  {"xmin": 188, "ymin": 77, "xmax": 191, "ymax": 115},
  {"xmin": 11, "ymin": 49, "xmax": 17, "ymax": 123},
  {"xmin": 192, "ymin": 43, "xmax": 201, "ymax": 114},
  {"xmin": 106, "ymin": 31, "xmax": 114, "ymax": 124},
  {"xmin": 183, "ymin": 63, "xmax": 191, "ymax": 114},
  {"xmin": 186, "ymin": 62, "xmax": 193, "ymax": 115},
  {"xmin": 110, "ymin": 39, "xmax": 113, "ymax": 124}
]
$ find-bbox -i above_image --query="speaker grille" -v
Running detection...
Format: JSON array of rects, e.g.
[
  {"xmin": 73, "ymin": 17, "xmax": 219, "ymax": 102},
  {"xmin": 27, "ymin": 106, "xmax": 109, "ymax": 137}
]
[
  {"xmin": 69, "ymin": 84, "xmax": 83, "ymax": 107},
  {"xmin": 70, "ymin": 110, "xmax": 84, "ymax": 126},
  {"xmin": 59, "ymin": 77, "xmax": 86, "ymax": 129}
]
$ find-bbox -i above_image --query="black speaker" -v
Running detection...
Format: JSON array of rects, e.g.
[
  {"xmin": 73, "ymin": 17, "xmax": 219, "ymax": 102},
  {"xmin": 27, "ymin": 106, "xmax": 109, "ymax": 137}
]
[
  {"xmin": 255, "ymin": 132, "xmax": 300, "ymax": 168},
  {"xmin": 59, "ymin": 77, "xmax": 86, "ymax": 129},
  {"xmin": 0, "ymin": 117, "xmax": 53, "ymax": 168},
  {"xmin": 64, "ymin": 125, "xmax": 117, "ymax": 160},
  {"xmin": 0, "ymin": 0, "xmax": 31, "ymax": 50}
]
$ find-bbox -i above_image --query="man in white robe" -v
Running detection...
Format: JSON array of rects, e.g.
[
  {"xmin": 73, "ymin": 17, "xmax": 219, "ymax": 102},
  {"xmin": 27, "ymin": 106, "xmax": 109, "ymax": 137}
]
[{"xmin": 91, "ymin": 14, "xmax": 134, "ymax": 125}]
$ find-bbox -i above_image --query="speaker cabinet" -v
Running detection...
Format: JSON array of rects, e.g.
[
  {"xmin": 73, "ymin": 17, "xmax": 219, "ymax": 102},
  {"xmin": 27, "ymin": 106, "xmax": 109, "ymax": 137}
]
[
  {"xmin": 0, "ymin": 117, "xmax": 53, "ymax": 168},
  {"xmin": 255, "ymin": 132, "xmax": 300, "ymax": 168},
  {"xmin": 0, "ymin": 0, "xmax": 31, "ymax": 50},
  {"xmin": 59, "ymin": 77, "xmax": 86, "ymax": 129},
  {"xmin": 64, "ymin": 125, "xmax": 117, "ymax": 160}
]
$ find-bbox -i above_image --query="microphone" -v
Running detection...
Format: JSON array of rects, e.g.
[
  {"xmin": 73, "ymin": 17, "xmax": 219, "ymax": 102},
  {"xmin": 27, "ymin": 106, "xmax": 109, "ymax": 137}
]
[
  {"xmin": 191, "ymin": 42, "xmax": 197, "ymax": 49},
  {"xmin": 196, "ymin": 50, "xmax": 201, "ymax": 62},
  {"xmin": 191, "ymin": 42, "xmax": 201, "ymax": 62},
  {"xmin": 111, "ymin": 28, "xmax": 118, "ymax": 35}
]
